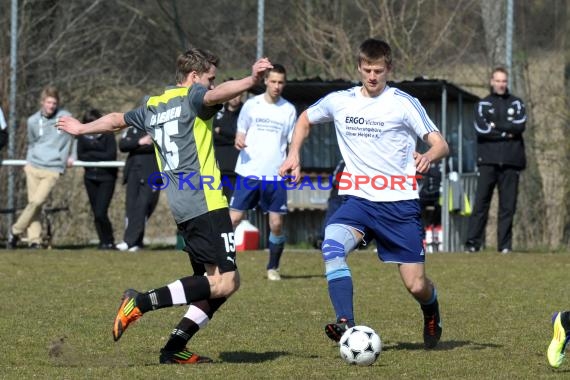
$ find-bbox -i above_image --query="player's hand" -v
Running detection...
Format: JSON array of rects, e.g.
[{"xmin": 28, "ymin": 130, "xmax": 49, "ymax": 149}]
[
  {"xmin": 234, "ymin": 132, "xmax": 247, "ymax": 150},
  {"xmin": 279, "ymin": 154, "xmax": 301, "ymax": 183},
  {"xmin": 56, "ymin": 116, "xmax": 83, "ymax": 136},
  {"xmin": 138, "ymin": 134, "xmax": 153, "ymax": 146},
  {"xmin": 66, "ymin": 156, "xmax": 75, "ymax": 168},
  {"xmin": 251, "ymin": 57, "xmax": 273, "ymax": 83},
  {"xmin": 414, "ymin": 151, "xmax": 431, "ymax": 174}
]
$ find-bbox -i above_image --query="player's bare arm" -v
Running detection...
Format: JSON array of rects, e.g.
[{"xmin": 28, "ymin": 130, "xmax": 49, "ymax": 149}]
[
  {"xmin": 203, "ymin": 58, "xmax": 273, "ymax": 106},
  {"xmin": 414, "ymin": 131, "xmax": 449, "ymax": 174},
  {"xmin": 279, "ymin": 111, "xmax": 311, "ymax": 182},
  {"xmin": 57, "ymin": 113, "xmax": 128, "ymax": 136}
]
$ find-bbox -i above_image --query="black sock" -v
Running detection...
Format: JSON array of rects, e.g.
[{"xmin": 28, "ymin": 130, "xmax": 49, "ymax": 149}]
[
  {"xmin": 162, "ymin": 298, "xmax": 227, "ymax": 352},
  {"xmin": 420, "ymin": 297, "xmax": 439, "ymax": 317},
  {"xmin": 135, "ymin": 276, "xmax": 211, "ymax": 313},
  {"xmin": 561, "ymin": 311, "xmax": 570, "ymax": 333},
  {"xmin": 163, "ymin": 317, "xmax": 199, "ymax": 352}
]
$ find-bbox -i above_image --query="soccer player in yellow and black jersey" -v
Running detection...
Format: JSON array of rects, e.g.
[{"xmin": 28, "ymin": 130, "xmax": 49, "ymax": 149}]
[{"xmin": 57, "ymin": 49, "xmax": 272, "ymax": 364}]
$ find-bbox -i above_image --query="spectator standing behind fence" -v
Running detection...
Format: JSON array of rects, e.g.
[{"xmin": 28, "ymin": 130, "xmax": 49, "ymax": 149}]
[
  {"xmin": 77, "ymin": 109, "xmax": 118, "ymax": 250},
  {"xmin": 7, "ymin": 86, "xmax": 74, "ymax": 249},
  {"xmin": 0, "ymin": 105, "xmax": 7, "ymax": 151},
  {"xmin": 116, "ymin": 126, "xmax": 160, "ymax": 252},
  {"xmin": 465, "ymin": 67, "xmax": 526, "ymax": 254},
  {"xmin": 229, "ymin": 64, "xmax": 297, "ymax": 281},
  {"xmin": 213, "ymin": 91, "xmax": 243, "ymax": 202}
]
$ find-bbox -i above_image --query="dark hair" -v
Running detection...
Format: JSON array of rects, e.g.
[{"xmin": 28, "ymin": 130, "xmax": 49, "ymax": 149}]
[
  {"xmin": 82, "ymin": 109, "xmax": 103, "ymax": 123},
  {"xmin": 357, "ymin": 39, "xmax": 392, "ymax": 67},
  {"xmin": 175, "ymin": 48, "xmax": 220, "ymax": 84},
  {"xmin": 492, "ymin": 67, "xmax": 508, "ymax": 77},
  {"xmin": 266, "ymin": 63, "xmax": 287, "ymax": 80}
]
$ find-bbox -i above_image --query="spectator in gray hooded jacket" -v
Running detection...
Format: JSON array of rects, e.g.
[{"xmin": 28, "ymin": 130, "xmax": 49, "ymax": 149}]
[{"xmin": 7, "ymin": 86, "xmax": 74, "ymax": 249}]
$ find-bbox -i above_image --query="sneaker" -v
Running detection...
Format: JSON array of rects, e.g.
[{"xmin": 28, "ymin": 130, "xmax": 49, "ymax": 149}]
[
  {"xmin": 116, "ymin": 242, "xmax": 128, "ymax": 251},
  {"xmin": 267, "ymin": 269, "xmax": 281, "ymax": 281},
  {"xmin": 117, "ymin": 242, "xmax": 140, "ymax": 252},
  {"xmin": 325, "ymin": 317, "xmax": 349, "ymax": 342},
  {"xmin": 465, "ymin": 245, "xmax": 479, "ymax": 253},
  {"xmin": 500, "ymin": 248, "xmax": 511, "ymax": 254},
  {"xmin": 29, "ymin": 243, "xmax": 43, "ymax": 249},
  {"xmin": 112, "ymin": 289, "xmax": 143, "ymax": 342},
  {"xmin": 6, "ymin": 232, "xmax": 19, "ymax": 249},
  {"xmin": 548, "ymin": 312, "xmax": 569, "ymax": 368},
  {"xmin": 423, "ymin": 310, "xmax": 443, "ymax": 349},
  {"xmin": 159, "ymin": 348, "xmax": 213, "ymax": 364}
]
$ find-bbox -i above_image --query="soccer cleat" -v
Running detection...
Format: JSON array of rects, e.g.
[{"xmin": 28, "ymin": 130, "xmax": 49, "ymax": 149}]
[
  {"xmin": 548, "ymin": 312, "xmax": 569, "ymax": 368},
  {"xmin": 423, "ymin": 310, "xmax": 443, "ymax": 349},
  {"xmin": 112, "ymin": 289, "xmax": 143, "ymax": 342},
  {"xmin": 267, "ymin": 269, "xmax": 281, "ymax": 281},
  {"xmin": 159, "ymin": 348, "xmax": 213, "ymax": 364},
  {"xmin": 325, "ymin": 317, "xmax": 349, "ymax": 342}
]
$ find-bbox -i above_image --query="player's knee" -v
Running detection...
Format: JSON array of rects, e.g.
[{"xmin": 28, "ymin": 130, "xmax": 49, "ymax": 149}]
[
  {"xmin": 322, "ymin": 224, "xmax": 359, "ymax": 281},
  {"xmin": 269, "ymin": 219, "xmax": 283, "ymax": 233},
  {"xmin": 210, "ymin": 271, "xmax": 240, "ymax": 298},
  {"xmin": 404, "ymin": 277, "xmax": 429, "ymax": 298}
]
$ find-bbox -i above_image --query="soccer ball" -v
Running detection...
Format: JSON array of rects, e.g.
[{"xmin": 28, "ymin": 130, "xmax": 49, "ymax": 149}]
[{"xmin": 339, "ymin": 325, "xmax": 382, "ymax": 366}]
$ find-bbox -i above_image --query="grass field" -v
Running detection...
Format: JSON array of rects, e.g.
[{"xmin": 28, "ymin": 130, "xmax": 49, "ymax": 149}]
[{"xmin": 1, "ymin": 247, "xmax": 569, "ymax": 379}]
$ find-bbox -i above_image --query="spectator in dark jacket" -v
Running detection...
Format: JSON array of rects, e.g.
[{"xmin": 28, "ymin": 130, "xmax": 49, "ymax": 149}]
[
  {"xmin": 116, "ymin": 126, "xmax": 160, "ymax": 252},
  {"xmin": 465, "ymin": 67, "xmax": 526, "ymax": 254},
  {"xmin": 213, "ymin": 92, "xmax": 242, "ymax": 201},
  {"xmin": 77, "ymin": 109, "xmax": 118, "ymax": 250}
]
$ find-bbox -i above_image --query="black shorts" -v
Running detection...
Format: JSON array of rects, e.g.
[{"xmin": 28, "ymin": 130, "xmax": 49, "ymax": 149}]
[{"xmin": 177, "ymin": 208, "xmax": 237, "ymax": 274}]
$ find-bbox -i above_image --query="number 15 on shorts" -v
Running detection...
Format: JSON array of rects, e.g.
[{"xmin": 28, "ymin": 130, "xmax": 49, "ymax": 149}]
[{"xmin": 221, "ymin": 232, "xmax": 236, "ymax": 253}]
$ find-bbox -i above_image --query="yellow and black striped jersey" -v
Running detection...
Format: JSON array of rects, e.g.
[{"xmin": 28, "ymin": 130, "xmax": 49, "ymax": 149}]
[{"xmin": 124, "ymin": 84, "xmax": 226, "ymax": 223}]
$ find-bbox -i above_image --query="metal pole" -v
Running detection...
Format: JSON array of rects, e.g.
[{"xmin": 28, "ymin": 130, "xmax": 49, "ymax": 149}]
[
  {"xmin": 506, "ymin": 0, "xmax": 513, "ymax": 87},
  {"xmin": 256, "ymin": 0, "xmax": 265, "ymax": 59},
  {"xmin": 7, "ymin": 0, "xmax": 18, "ymax": 230}
]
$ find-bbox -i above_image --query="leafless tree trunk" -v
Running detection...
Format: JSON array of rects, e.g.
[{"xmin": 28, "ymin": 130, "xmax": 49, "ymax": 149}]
[{"xmin": 480, "ymin": 0, "xmax": 506, "ymax": 67}]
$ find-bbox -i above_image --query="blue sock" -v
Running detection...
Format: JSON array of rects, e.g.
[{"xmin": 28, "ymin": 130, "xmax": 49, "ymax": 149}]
[
  {"xmin": 328, "ymin": 276, "xmax": 354, "ymax": 326},
  {"xmin": 267, "ymin": 233, "xmax": 285, "ymax": 270}
]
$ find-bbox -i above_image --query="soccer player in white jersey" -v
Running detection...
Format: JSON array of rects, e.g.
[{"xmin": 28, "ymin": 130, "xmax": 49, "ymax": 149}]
[
  {"xmin": 279, "ymin": 39, "xmax": 449, "ymax": 349},
  {"xmin": 230, "ymin": 64, "xmax": 297, "ymax": 281}
]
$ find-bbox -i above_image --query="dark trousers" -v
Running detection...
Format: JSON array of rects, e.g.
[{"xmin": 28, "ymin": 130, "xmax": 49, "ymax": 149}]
[
  {"xmin": 123, "ymin": 176, "xmax": 160, "ymax": 247},
  {"xmin": 220, "ymin": 173, "xmax": 237, "ymax": 204},
  {"xmin": 466, "ymin": 165, "xmax": 520, "ymax": 251},
  {"xmin": 84, "ymin": 177, "xmax": 116, "ymax": 245}
]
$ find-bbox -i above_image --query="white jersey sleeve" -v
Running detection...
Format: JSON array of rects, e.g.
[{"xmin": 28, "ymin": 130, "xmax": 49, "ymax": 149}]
[
  {"xmin": 393, "ymin": 89, "xmax": 438, "ymax": 139},
  {"xmin": 236, "ymin": 100, "xmax": 253, "ymax": 134},
  {"xmin": 306, "ymin": 94, "xmax": 336, "ymax": 125}
]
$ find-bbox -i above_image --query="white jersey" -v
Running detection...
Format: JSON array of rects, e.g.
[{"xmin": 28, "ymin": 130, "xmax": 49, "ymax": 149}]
[
  {"xmin": 235, "ymin": 94, "xmax": 297, "ymax": 178},
  {"xmin": 307, "ymin": 86, "xmax": 438, "ymax": 202}
]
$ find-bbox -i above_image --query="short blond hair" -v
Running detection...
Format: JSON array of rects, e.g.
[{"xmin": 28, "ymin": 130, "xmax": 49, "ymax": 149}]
[{"xmin": 40, "ymin": 86, "xmax": 60, "ymax": 103}]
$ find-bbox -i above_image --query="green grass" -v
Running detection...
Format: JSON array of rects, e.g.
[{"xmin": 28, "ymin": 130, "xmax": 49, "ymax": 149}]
[{"xmin": 1, "ymin": 248, "xmax": 569, "ymax": 379}]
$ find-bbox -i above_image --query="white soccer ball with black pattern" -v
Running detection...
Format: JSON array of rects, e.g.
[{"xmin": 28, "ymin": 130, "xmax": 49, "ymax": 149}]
[{"xmin": 339, "ymin": 325, "xmax": 382, "ymax": 366}]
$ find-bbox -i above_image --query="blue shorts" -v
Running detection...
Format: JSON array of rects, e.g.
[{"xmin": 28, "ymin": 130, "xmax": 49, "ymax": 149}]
[
  {"xmin": 229, "ymin": 176, "xmax": 288, "ymax": 214},
  {"xmin": 327, "ymin": 196, "xmax": 424, "ymax": 264}
]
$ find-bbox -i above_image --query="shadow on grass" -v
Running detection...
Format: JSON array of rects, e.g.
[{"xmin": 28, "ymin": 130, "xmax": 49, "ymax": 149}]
[
  {"xmin": 383, "ymin": 340, "xmax": 502, "ymax": 351},
  {"xmin": 280, "ymin": 274, "xmax": 324, "ymax": 280},
  {"xmin": 219, "ymin": 351, "xmax": 290, "ymax": 363}
]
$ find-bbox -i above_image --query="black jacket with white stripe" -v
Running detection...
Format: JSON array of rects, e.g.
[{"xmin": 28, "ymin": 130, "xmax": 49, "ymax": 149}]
[{"xmin": 473, "ymin": 90, "xmax": 526, "ymax": 170}]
